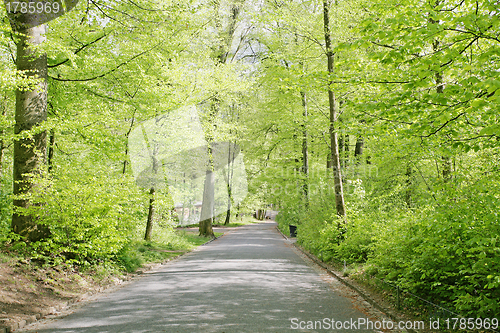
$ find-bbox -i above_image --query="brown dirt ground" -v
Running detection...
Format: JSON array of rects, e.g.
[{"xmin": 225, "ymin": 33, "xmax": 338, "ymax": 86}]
[{"xmin": 0, "ymin": 253, "xmax": 131, "ymax": 331}]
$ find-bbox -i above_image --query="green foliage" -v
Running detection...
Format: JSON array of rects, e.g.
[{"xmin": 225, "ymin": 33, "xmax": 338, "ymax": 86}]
[
  {"xmin": 0, "ymin": 190, "xmax": 11, "ymax": 238},
  {"xmin": 248, "ymin": 0, "xmax": 500, "ymax": 319},
  {"xmin": 116, "ymin": 240, "xmax": 183, "ymax": 273},
  {"xmin": 10, "ymin": 171, "xmax": 138, "ymax": 264},
  {"xmin": 0, "ymin": 0, "xmax": 498, "ymax": 320},
  {"xmin": 115, "ymin": 242, "xmax": 144, "ymax": 273},
  {"xmin": 275, "ymin": 197, "xmax": 307, "ymax": 234},
  {"xmin": 368, "ymin": 194, "xmax": 500, "ymax": 316}
]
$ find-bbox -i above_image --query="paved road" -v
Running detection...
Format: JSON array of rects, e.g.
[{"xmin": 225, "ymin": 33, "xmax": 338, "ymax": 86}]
[{"xmin": 22, "ymin": 222, "xmax": 381, "ymax": 332}]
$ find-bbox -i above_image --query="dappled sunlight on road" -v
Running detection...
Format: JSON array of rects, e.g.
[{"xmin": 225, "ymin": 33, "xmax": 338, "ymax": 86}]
[{"xmin": 21, "ymin": 223, "xmax": 374, "ymax": 333}]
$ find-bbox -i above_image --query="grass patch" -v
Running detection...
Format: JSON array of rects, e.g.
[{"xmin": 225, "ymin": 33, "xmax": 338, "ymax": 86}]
[
  {"xmin": 116, "ymin": 228, "xmax": 222, "ymax": 273},
  {"xmin": 182, "ymin": 215, "xmax": 262, "ymax": 228}
]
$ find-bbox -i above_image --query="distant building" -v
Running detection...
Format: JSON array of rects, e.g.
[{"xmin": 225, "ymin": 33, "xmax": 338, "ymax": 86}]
[{"xmin": 174, "ymin": 201, "xmax": 202, "ymax": 225}]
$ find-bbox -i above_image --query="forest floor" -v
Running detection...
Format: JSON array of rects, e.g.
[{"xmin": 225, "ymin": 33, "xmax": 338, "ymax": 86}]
[{"xmin": 0, "ymin": 248, "xmax": 137, "ymax": 331}]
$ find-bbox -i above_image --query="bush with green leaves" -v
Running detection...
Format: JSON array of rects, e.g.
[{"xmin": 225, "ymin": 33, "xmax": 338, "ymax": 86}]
[
  {"xmin": 369, "ymin": 178, "xmax": 500, "ymax": 317},
  {"xmin": 15, "ymin": 170, "xmax": 144, "ymax": 265},
  {"xmin": 275, "ymin": 194, "xmax": 307, "ymax": 236}
]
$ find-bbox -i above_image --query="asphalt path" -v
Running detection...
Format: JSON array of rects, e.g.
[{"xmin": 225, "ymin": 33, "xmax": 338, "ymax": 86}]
[{"xmin": 22, "ymin": 222, "xmax": 382, "ymax": 333}]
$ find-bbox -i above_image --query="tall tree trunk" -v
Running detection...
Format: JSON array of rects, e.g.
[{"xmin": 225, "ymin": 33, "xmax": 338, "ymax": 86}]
[
  {"xmin": 323, "ymin": 0, "xmax": 346, "ymax": 218},
  {"xmin": 354, "ymin": 135, "xmax": 364, "ymax": 171},
  {"xmin": 344, "ymin": 134, "xmax": 349, "ymax": 168},
  {"xmin": 435, "ymin": 45, "xmax": 452, "ymax": 182},
  {"xmin": 199, "ymin": 167, "xmax": 215, "ymax": 237},
  {"xmin": 354, "ymin": 136, "xmax": 364, "ymax": 161},
  {"xmin": 431, "ymin": 12, "xmax": 452, "ymax": 182},
  {"xmin": 338, "ymin": 134, "xmax": 344, "ymax": 168},
  {"xmin": 442, "ymin": 156, "xmax": 452, "ymax": 180},
  {"xmin": 47, "ymin": 129, "xmax": 55, "ymax": 172},
  {"xmin": 123, "ymin": 113, "xmax": 136, "ymax": 174},
  {"xmin": 201, "ymin": 1, "xmax": 243, "ymax": 234},
  {"xmin": 301, "ymin": 91, "xmax": 309, "ymax": 208},
  {"xmin": 354, "ymin": 135, "xmax": 364, "ymax": 176},
  {"xmin": 338, "ymin": 133, "xmax": 349, "ymax": 169},
  {"xmin": 438, "ymin": 65, "xmax": 452, "ymax": 182},
  {"xmin": 200, "ymin": 102, "xmax": 216, "ymax": 237},
  {"xmin": 144, "ymin": 141, "xmax": 160, "ymax": 240},
  {"xmin": 327, "ymin": 152, "xmax": 333, "ymax": 169},
  {"xmin": 0, "ymin": 137, "xmax": 4, "ymax": 184},
  {"xmin": 0, "ymin": 99, "xmax": 6, "ymax": 184},
  {"xmin": 12, "ymin": 24, "xmax": 50, "ymax": 242},
  {"xmin": 405, "ymin": 165, "xmax": 412, "ymax": 208},
  {"xmin": 224, "ymin": 141, "xmax": 236, "ymax": 225},
  {"xmin": 144, "ymin": 187, "xmax": 155, "ymax": 241},
  {"xmin": 224, "ymin": 187, "xmax": 231, "ymax": 225}
]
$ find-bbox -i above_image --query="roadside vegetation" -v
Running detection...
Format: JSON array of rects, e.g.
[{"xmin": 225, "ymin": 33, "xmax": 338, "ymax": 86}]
[
  {"xmin": 261, "ymin": 0, "xmax": 500, "ymax": 321},
  {"xmin": 0, "ymin": 223, "xmax": 228, "ymax": 329}
]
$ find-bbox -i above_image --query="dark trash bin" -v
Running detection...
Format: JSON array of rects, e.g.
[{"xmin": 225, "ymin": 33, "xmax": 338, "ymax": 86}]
[{"xmin": 289, "ymin": 224, "xmax": 297, "ymax": 238}]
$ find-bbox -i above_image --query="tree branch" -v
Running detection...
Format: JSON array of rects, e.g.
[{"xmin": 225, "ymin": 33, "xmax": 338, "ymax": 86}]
[
  {"xmin": 48, "ymin": 33, "xmax": 109, "ymax": 68},
  {"xmin": 421, "ymin": 112, "xmax": 465, "ymax": 138},
  {"xmin": 49, "ymin": 42, "xmax": 160, "ymax": 82}
]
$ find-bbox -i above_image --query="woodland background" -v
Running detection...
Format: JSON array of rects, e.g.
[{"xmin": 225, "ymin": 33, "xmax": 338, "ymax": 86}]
[{"xmin": 0, "ymin": 0, "xmax": 499, "ymax": 319}]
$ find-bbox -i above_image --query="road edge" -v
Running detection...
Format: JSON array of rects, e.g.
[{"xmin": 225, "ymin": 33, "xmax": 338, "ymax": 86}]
[
  {"xmin": 274, "ymin": 225, "xmax": 417, "ymax": 333},
  {"xmin": 7, "ymin": 233, "xmax": 222, "ymax": 333}
]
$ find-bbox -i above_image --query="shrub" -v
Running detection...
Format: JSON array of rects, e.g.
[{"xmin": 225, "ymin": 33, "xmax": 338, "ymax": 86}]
[
  {"xmin": 369, "ymin": 181, "xmax": 500, "ymax": 317},
  {"xmin": 15, "ymin": 170, "xmax": 143, "ymax": 265}
]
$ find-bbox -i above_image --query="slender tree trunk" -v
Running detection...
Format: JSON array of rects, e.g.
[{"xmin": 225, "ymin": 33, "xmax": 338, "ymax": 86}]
[
  {"xmin": 354, "ymin": 135, "xmax": 364, "ymax": 176},
  {"xmin": 0, "ymin": 141, "xmax": 4, "ymax": 188},
  {"xmin": 224, "ymin": 188, "xmax": 231, "ymax": 225},
  {"xmin": 123, "ymin": 112, "xmax": 135, "ymax": 174},
  {"xmin": 201, "ymin": 1, "xmax": 243, "ymax": 234},
  {"xmin": 144, "ymin": 187, "xmax": 155, "ymax": 241},
  {"xmin": 0, "ymin": 100, "xmax": 6, "ymax": 184},
  {"xmin": 435, "ymin": 49, "xmax": 452, "ymax": 182},
  {"xmin": 143, "ymin": 141, "xmax": 159, "ymax": 240},
  {"xmin": 0, "ymin": 137, "xmax": 4, "ymax": 183},
  {"xmin": 354, "ymin": 136, "xmax": 364, "ymax": 161},
  {"xmin": 405, "ymin": 165, "xmax": 412, "ymax": 208},
  {"xmin": 199, "ymin": 103, "xmax": 216, "ymax": 237},
  {"xmin": 224, "ymin": 141, "xmax": 236, "ymax": 225},
  {"xmin": 442, "ymin": 156, "xmax": 452, "ymax": 180},
  {"xmin": 344, "ymin": 134, "xmax": 349, "ymax": 168},
  {"xmin": 430, "ymin": 13, "xmax": 452, "ymax": 182},
  {"xmin": 339, "ymin": 133, "xmax": 349, "ymax": 170},
  {"xmin": 12, "ymin": 24, "xmax": 50, "ymax": 242},
  {"xmin": 323, "ymin": 0, "xmax": 346, "ymax": 218},
  {"xmin": 47, "ymin": 129, "xmax": 55, "ymax": 172},
  {"xmin": 338, "ymin": 134, "xmax": 344, "ymax": 167},
  {"xmin": 301, "ymin": 91, "xmax": 309, "ymax": 208}
]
